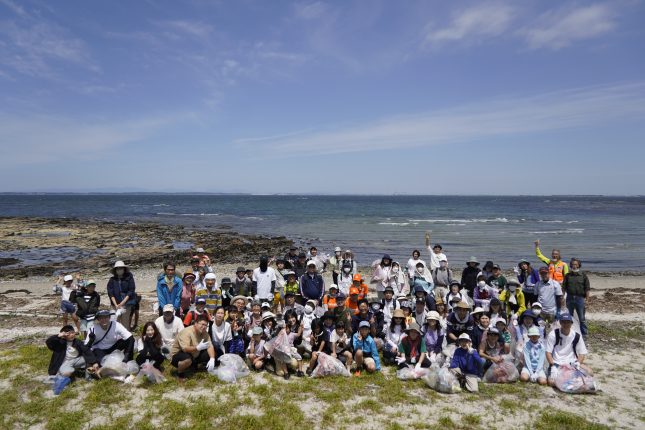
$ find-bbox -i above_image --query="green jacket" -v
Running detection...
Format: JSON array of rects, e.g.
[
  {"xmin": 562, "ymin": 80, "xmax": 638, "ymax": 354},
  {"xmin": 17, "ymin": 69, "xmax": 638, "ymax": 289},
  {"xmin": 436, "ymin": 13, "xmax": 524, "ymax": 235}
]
[{"xmin": 561, "ymin": 271, "xmax": 590, "ymax": 297}]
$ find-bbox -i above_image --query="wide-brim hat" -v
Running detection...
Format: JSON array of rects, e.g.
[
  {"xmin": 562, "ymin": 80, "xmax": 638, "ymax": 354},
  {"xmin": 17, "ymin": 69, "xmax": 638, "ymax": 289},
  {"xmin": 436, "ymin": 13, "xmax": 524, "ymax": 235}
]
[
  {"xmin": 406, "ymin": 322, "xmax": 422, "ymax": 335},
  {"xmin": 392, "ymin": 309, "xmax": 405, "ymax": 319},
  {"xmin": 466, "ymin": 257, "xmax": 479, "ymax": 264}
]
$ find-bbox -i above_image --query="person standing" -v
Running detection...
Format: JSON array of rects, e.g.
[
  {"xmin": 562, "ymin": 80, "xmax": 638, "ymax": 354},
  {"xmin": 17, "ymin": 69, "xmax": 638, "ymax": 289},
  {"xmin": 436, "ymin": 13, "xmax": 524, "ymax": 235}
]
[
  {"xmin": 517, "ymin": 259, "xmax": 540, "ymax": 306},
  {"xmin": 107, "ymin": 261, "xmax": 136, "ymax": 327},
  {"xmin": 156, "ymin": 262, "xmax": 182, "ymax": 317},
  {"xmin": 460, "ymin": 257, "xmax": 481, "ymax": 298},
  {"xmin": 252, "ymin": 256, "xmax": 277, "ymax": 304},
  {"xmin": 534, "ymin": 267, "xmax": 564, "ymax": 324},
  {"xmin": 425, "ymin": 232, "xmax": 447, "ymax": 271},
  {"xmin": 299, "ymin": 260, "xmax": 325, "ymax": 305},
  {"xmin": 534, "ymin": 239, "xmax": 569, "ymax": 283},
  {"xmin": 561, "ymin": 258, "xmax": 591, "ymax": 338},
  {"xmin": 370, "ymin": 254, "xmax": 393, "ymax": 300}
]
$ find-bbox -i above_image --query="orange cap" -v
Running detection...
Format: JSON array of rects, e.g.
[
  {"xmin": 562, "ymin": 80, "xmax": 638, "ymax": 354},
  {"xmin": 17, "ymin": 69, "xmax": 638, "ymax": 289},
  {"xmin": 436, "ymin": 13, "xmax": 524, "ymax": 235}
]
[
  {"xmin": 353, "ymin": 274, "xmax": 362, "ymax": 282},
  {"xmin": 349, "ymin": 286, "xmax": 359, "ymax": 295}
]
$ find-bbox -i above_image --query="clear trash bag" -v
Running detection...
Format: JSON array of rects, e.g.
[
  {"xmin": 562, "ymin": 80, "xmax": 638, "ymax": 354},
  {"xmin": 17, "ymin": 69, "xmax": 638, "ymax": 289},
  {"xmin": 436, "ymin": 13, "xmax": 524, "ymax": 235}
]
[
  {"xmin": 134, "ymin": 360, "xmax": 166, "ymax": 385},
  {"xmin": 219, "ymin": 354, "xmax": 250, "ymax": 379},
  {"xmin": 311, "ymin": 352, "xmax": 350, "ymax": 378},
  {"xmin": 210, "ymin": 365, "xmax": 237, "ymax": 383},
  {"xmin": 483, "ymin": 355, "xmax": 519, "ymax": 383},
  {"xmin": 396, "ymin": 365, "xmax": 430, "ymax": 380},
  {"xmin": 554, "ymin": 364, "xmax": 598, "ymax": 394},
  {"xmin": 423, "ymin": 365, "xmax": 462, "ymax": 393}
]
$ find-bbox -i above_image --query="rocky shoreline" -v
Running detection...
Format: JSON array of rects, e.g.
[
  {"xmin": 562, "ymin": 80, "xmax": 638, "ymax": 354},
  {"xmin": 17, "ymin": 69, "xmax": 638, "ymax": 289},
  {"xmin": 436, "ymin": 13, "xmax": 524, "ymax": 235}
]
[{"xmin": 0, "ymin": 217, "xmax": 292, "ymax": 279}]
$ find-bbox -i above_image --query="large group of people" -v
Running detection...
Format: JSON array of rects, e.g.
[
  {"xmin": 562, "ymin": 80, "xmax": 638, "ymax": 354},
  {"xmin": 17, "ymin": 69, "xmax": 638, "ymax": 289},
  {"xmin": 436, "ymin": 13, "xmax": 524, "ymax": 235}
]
[{"xmin": 47, "ymin": 235, "xmax": 593, "ymax": 395}]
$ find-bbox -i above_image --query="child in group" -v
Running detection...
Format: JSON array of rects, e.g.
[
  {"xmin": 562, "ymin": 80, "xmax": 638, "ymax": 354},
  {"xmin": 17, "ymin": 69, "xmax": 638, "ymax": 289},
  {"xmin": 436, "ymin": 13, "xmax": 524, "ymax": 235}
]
[
  {"xmin": 74, "ymin": 280, "xmax": 100, "ymax": 339},
  {"xmin": 245, "ymin": 302, "xmax": 263, "ymax": 337},
  {"xmin": 136, "ymin": 321, "xmax": 165, "ymax": 370},
  {"xmin": 520, "ymin": 326, "xmax": 547, "ymax": 385},
  {"xmin": 337, "ymin": 262, "xmax": 354, "ymax": 296},
  {"xmin": 473, "ymin": 274, "xmax": 497, "ymax": 311},
  {"xmin": 478, "ymin": 327, "xmax": 506, "ymax": 373},
  {"xmin": 423, "ymin": 311, "xmax": 444, "ymax": 364},
  {"xmin": 322, "ymin": 311, "xmax": 336, "ymax": 337},
  {"xmin": 384, "ymin": 309, "xmax": 407, "ymax": 365},
  {"xmin": 352, "ymin": 320, "xmax": 381, "ymax": 376},
  {"xmin": 322, "ymin": 284, "xmax": 341, "ymax": 310},
  {"xmin": 226, "ymin": 308, "xmax": 246, "ymax": 356},
  {"xmin": 306, "ymin": 318, "xmax": 332, "ymax": 375},
  {"xmin": 445, "ymin": 281, "xmax": 464, "ymax": 311},
  {"xmin": 330, "ymin": 320, "xmax": 353, "ymax": 371},
  {"xmin": 283, "ymin": 271, "xmax": 299, "ymax": 297},
  {"xmin": 396, "ymin": 322, "xmax": 431, "ymax": 369},
  {"xmin": 246, "ymin": 326, "xmax": 266, "ymax": 371},
  {"xmin": 489, "ymin": 298, "xmax": 507, "ymax": 322},
  {"xmin": 494, "ymin": 318, "xmax": 512, "ymax": 346},
  {"xmin": 281, "ymin": 309, "xmax": 305, "ymax": 379},
  {"xmin": 183, "ymin": 298, "xmax": 212, "ymax": 326},
  {"xmin": 346, "ymin": 287, "xmax": 361, "ymax": 315},
  {"xmin": 449, "ymin": 333, "xmax": 484, "ymax": 393},
  {"xmin": 58, "ymin": 274, "xmax": 81, "ymax": 333}
]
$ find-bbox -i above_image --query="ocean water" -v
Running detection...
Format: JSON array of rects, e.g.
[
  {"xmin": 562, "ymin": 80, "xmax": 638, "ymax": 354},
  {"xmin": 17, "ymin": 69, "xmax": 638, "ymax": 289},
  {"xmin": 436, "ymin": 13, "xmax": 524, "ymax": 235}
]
[{"xmin": 1, "ymin": 195, "xmax": 644, "ymax": 273}]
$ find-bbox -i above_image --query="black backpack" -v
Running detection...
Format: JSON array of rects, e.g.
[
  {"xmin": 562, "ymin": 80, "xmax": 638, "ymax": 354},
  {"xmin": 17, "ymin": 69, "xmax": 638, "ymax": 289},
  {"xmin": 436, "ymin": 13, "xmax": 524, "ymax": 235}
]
[{"xmin": 553, "ymin": 328, "xmax": 580, "ymax": 359}]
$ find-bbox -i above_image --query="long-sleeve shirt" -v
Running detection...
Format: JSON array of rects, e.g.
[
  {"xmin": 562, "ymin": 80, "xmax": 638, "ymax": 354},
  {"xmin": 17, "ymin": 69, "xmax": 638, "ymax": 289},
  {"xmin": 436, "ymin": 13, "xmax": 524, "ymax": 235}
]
[
  {"xmin": 535, "ymin": 247, "xmax": 569, "ymax": 283},
  {"xmin": 299, "ymin": 273, "xmax": 325, "ymax": 301},
  {"xmin": 523, "ymin": 340, "xmax": 546, "ymax": 373},
  {"xmin": 561, "ymin": 271, "xmax": 590, "ymax": 297},
  {"xmin": 157, "ymin": 275, "xmax": 182, "ymax": 311},
  {"xmin": 450, "ymin": 347, "xmax": 484, "ymax": 377}
]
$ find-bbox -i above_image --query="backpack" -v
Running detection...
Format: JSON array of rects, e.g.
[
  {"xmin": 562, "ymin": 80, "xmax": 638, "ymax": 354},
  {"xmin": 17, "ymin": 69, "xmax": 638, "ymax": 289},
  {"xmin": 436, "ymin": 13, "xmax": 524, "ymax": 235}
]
[{"xmin": 553, "ymin": 329, "xmax": 580, "ymax": 359}]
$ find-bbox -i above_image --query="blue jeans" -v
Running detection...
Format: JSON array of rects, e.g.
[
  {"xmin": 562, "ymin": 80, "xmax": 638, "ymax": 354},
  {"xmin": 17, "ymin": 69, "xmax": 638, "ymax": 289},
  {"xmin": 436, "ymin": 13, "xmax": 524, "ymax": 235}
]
[{"xmin": 566, "ymin": 295, "xmax": 587, "ymax": 336}]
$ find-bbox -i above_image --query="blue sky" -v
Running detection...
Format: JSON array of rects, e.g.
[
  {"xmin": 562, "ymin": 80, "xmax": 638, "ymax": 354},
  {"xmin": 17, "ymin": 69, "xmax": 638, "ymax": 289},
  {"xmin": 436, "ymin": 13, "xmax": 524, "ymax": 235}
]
[{"xmin": 1, "ymin": 0, "xmax": 644, "ymax": 194}]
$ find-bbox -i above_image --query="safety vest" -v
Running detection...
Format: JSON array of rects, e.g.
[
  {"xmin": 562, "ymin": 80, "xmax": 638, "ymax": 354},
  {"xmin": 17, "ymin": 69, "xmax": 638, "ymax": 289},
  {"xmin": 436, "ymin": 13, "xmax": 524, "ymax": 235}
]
[{"xmin": 549, "ymin": 261, "xmax": 566, "ymax": 283}]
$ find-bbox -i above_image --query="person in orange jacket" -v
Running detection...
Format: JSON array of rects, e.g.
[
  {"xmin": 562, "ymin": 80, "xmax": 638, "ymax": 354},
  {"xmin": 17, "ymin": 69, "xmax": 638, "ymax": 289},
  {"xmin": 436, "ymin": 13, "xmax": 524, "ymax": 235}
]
[
  {"xmin": 352, "ymin": 274, "xmax": 369, "ymax": 300},
  {"xmin": 346, "ymin": 287, "xmax": 361, "ymax": 315}
]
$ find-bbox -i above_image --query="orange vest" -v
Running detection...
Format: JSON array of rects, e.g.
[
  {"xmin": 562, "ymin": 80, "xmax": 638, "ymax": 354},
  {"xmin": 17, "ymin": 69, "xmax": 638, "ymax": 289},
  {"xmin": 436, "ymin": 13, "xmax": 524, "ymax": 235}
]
[{"xmin": 549, "ymin": 261, "xmax": 566, "ymax": 283}]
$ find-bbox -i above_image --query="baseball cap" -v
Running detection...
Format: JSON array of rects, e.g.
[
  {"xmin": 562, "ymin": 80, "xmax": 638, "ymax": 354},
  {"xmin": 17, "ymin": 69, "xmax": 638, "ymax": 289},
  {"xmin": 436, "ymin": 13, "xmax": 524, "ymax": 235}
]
[
  {"xmin": 458, "ymin": 333, "xmax": 471, "ymax": 341},
  {"xmin": 539, "ymin": 266, "xmax": 549, "ymax": 274},
  {"xmin": 359, "ymin": 321, "xmax": 370, "ymax": 329},
  {"xmin": 196, "ymin": 298, "xmax": 206, "ymax": 305},
  {"xmin": 196, "ymin": 247, "xmax": 205, "ymax": 253},
  {"xmin": 163, "ymin": 304, "xmax": 175, "ymax": 313},
  {"xmin": 252, "ymin": 326, "xmax": 263, "ymax": 335},
  {"xmin": 559, "ymin": 313, "xmax": 574, "ymax": 322},
  {"xmin": 63, "ymin": 275, "xmax": 73, "ymax": 282},
  {"xmin": 527, "ymin": 326, "xmax": 540, "ymax": 337}
]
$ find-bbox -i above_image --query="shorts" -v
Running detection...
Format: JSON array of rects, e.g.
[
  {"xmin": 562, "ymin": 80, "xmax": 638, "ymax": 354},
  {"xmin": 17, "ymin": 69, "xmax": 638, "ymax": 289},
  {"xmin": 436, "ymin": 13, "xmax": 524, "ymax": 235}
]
[
  {"xmin": 363, "ymin": 357, "xmax": 376, "ymax": 368},
  {"xmin": 60, "ymin": 300, "xmax": 76, "ymax": 314},
  {"xmin": 521, "ymin": 367, "xmax": 546, "ymax": 380},
  {"xmin": 79, "ymin": 319, "xmax": 94, "ymax": 332}
]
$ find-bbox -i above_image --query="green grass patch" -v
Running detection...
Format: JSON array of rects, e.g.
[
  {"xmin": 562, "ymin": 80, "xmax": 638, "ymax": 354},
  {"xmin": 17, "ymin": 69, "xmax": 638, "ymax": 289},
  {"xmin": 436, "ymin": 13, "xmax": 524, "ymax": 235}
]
[{"xmin": 534, "ymin": 410, "xmax": 610, "ymax": 430}]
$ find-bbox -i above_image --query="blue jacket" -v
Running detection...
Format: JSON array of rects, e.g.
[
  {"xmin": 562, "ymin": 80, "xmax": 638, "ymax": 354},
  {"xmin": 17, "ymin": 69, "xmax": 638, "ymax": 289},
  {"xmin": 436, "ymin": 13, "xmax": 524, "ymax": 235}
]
[
  {"xmin": 518, "ymin": 269, "xmax": 540, "ymax": 292},
  {"xmin": 352, "ymin": 332, "xmax": 381, "ymax": 371},
  {"xmin": 157, "ymin": 275, "xmax": 182, "ymax": 310},
  {"xmin": 450, "ymin": 347, "xmax": 484, "ymax": 377},
  {"xmin": 299, "ymin": 273, "xmax": 325, "ymax": 301},
  {"xmin": 106, "ymin": 272, "xmax": 137, "ymax": 306}
]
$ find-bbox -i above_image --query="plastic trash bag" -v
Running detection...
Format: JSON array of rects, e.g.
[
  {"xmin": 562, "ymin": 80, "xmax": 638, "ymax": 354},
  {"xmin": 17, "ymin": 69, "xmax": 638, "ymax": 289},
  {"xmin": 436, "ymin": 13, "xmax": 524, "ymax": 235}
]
[
  {"xmin": 53, "ymin": 376, "xmax": 71, "ymax": 395},
  {"xmin": 219, "ymin": 354, "xmax": 250, "ymax": 379},
  {"xmin": 134, "ymin": 361, "xmax": 166, "ymax": 385},
  {"xmin": 554, "ymin": 364, "xmax": 598, "ymax": 394},
  {"xmin": 311, "ymin": 352, "xmax": 350, "ymax": 378},
  {"xmin": 263, "ymin": 331, "xmax": 292, "ymax": 363},
  {"xmin": 483, "ymin": 355, "xmax": 519, "ymax": 383},
  {"xmin": 396, "ymin": 366, "xmax": 430, "ymax": 380},
  {"xmin": 423, "ymin": 365, "xmax": 462, "ymax": 394},
  {"xmin": 210, "ymin": 365, "xmax": 237, "ymax": 383}
]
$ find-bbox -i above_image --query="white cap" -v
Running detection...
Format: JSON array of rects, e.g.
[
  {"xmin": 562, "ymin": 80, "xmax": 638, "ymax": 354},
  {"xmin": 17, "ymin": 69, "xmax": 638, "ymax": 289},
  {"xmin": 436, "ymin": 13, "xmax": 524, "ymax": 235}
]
[
  {"xmin": 196, "ymin": 247, "xmax": 205, "ymax": 253},
  {"xmin": 439, "ymin": 256, "xmax": 448, "ymax": 262},
  {"xmin": 306, "ymin": 260, "xmax": 317, "ymax": 267},
  {"xmin": 113, "ymin": 260, "xmax": 127, "ymax": 268},
  {"xmin": 532, "ymin": 302, "xmax": 543, "ymax": 309},
  {"xmin": 63, "ymin": 275, "xmax": 73, "ymax": 282},
  {"xmin": 334, "ymin": 247, "xmax": 342, "ymax": 252},
  {"xmin": 204, "ymin": 273, "xmax": 217, "ymax": 280},
  {"xmin": 458, "ymin": 333, "xmax": 471, "ymax": 341},
  {"xmin": 472, "ymin": 307, "xmax": 484, "ymax": 314},
  {"xmin": 163, "ymin": 304, "xmax": 175, "ymax": 313}
]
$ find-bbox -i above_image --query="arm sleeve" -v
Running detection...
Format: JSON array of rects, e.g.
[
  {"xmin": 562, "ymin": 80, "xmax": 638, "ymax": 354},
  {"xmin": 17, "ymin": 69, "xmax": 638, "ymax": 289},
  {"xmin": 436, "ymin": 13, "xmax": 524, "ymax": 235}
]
[
  {"xmin": 156, "ymin": 283, "xmax": 166, "ymax": 308},
  {"xmin": 371, "ymin": 340, "xmax": 381, "ymax": 370},
  {"xmin": 583, "ymin": 274, "xmax": 591, "ymax": 292},
  {"xmin": 535, "ymin": 247, "xmax": 550, "ymax": 265},
  {"xmin": 535, "ymin": 347, "xmax": 546, "ymax": 371}
]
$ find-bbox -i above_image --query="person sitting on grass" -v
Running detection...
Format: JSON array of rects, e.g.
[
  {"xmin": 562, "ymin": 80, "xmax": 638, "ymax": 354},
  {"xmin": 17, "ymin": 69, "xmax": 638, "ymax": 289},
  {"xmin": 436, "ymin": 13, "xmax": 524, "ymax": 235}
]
[
  {"xmin": 449, "ymin": 333, "xmax": 484, "ymax": 393},
  {"xmin": 499, "ymin": 279, "xmax": 526, "ymax": 321},
  {"xmin": 545, "ymin": 313, "xmax": 593, "ymax": 387},
  {"xmin": 396, "ymin": 322, "xmax": 431, "ymax": 370},
  {"xmin": 246, "ymin": 326, "xmax": 266, "ymax": 371},
  {"xmin": 383, "ymin": 309, "xmax": 407, "ymax": 365},
  {"xmin": 493, "ymin": 317, "xmax": 512, "ymax": 346},
  {"xmin": 446, "ymin": 301, "xmax": 475, "ymax": 344},
  {"xmin": 515, "ymin": 310, "xmax": 544, "ymax": 345},
  {"xmin": 210, "ymin": 306, "xmax": 232, "ymax": 357},
  {"xmin": 352, "ymin": 320, "xmax": 381, "ymax": 376},
  {"xmin": 521, "ymin": 326, "xmax": 547, "ymax": 385},
  {"xmin": 330, "ymin": 320, "xmax": 353, "ymax": 371},
  {"xmin": 136, "ymin": 321, "xmax": 165, "ymax": 370},
  {"xmin": 46, "ymin": 325, "xmax": 98, "ymax": 394},
  {"xmin": 170, "ymin": 315, "xmax": 216, "ymax": 382},
  {"xmin": 85, "ymin": 309, "xmax": 135, "ymax": 364},
  {"xmin": 155, "ymin": 304, "xmax": 185, "ymax": 355},
  {"xmin": 478, "ymin": 327, "xmax": 506, "ymax": 373},
  {"xmin": 306, "ymin": 318, "xmax": 332, "ymax": 376},
  {"xmin": 423, "ymin": 311, "xmax": 444, "ymax": 364},
  {"xmin": 279, "ymin": 310, "xmax": 305, "ymax": 379}
]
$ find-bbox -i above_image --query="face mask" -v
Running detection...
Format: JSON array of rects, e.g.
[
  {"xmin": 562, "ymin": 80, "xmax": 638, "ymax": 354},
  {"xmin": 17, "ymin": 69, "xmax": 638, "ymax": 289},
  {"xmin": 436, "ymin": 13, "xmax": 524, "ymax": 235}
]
[
  {"xmin": 571, "ymin": 268, "xmax": 580, "ymax": 273},
  {"xmin": 392, "ymin": 267, "xmax": 399, "ymax": 274},
  {"xmin": 508, "ymin": 285, "xmax": 516, "ymax": 292},
  {"xmin": 478, "ymin": 281, "xmax": 486, "ymax": 288},
  {"xmin": 440, "ymin": 262, "xmax": 447, "ymax": 268},
  {"xmin": 417, "ymin": 268, "xmax": 424, "ymax": 274},
  {"xmin": 304, "ymin": 305, "xmax": 314, "ymax": 314},
  {"xmin": 343, "ymin": 268, "xmax": 351, "ymax": 274}
]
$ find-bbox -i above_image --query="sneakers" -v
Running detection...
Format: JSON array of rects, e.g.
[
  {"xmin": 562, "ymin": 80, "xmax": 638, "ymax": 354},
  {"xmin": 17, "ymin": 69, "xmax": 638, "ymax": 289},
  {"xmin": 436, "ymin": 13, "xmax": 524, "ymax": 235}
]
[
  {"xmin": 297, "ymin": 370, "xmax": 305, "ymax": 377},
  {"xmin": 284, "ymin": 372, "xmax": 291, "ymax": 380},
  {"xmin": 305, "ymin": 368, "xmax": 313, "ymax": 376},
  {"xmin": 53, "ymin": 376, "xmax": 71, "ymax": 395}
]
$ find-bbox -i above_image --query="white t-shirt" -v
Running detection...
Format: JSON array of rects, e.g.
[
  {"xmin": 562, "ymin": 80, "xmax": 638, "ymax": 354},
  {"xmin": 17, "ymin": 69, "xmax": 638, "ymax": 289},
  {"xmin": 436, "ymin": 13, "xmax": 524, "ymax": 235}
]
[
  {"xmin": 155, "ymin": 316, "xmax": 184, "ymax": 350},
  {"xmin": 86, "ymin": 321, "xmax": 132, "ymax": 350},
  {"xmin": 536, "ymin": 280, "xmax": 563, "ymax": 314},
  {"xmin": 546, "ymin": 329, "xmax": 588, "ymax": 365},
  {"xmin": 427, "ymin": 246, "xmax": 447, "ymax": 271},
  {"xmin": 211, "ymin": 321, "xmax": 232, "ymax": 347},
  {"xmin": 61, "ymin": 285, "xmax": 76, "ymax": 302},
  {"xmin": 330, "ymin": 329, "xmax": 349, "ymax": 349},
  {"xmin": 253, "ymin": 267, "xmax": 277, "ymax": 299},
  {"xmin": 65, "ymin": 341, "xmax": 79, "ymax": 360}
]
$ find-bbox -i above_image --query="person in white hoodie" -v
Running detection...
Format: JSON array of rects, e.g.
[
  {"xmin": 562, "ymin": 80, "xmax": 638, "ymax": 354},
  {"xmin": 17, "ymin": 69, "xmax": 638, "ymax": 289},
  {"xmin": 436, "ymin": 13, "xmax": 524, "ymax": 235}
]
[
  {"xmin": 371, "ymin": 254, "xmax": 393, "ymax": 300},
  {"xmin": 337, "ymin": 262, "xmax": 354, "ymax": 296},
  {"xmin": 386, "ymin": 261, "xmax": 409, "ymax": 297},
  {"xmin": 406, "ymin": 249, "xmax": 426, "ymax": 282}
]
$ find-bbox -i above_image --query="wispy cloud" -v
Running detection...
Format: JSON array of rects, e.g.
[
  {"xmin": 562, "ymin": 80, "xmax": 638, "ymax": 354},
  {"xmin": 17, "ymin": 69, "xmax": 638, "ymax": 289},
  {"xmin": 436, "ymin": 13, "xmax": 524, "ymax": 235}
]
[
  {"xmin": 424, "ymin": 3, "xmax": 515, "ymax": 46},
  {"xmin": 521, "ymin": 4, "xmax": 617, "ymax": 50},
  {"xmin": 293, "ymin": 1, "xmax": 328, "ymax": 20},
  {"xmin": 235, "ymin": 82, "xmax": 645, "ymax": 156},
  {"xmin": 154, "ymin": 19, "xmax": 213, "ymax": 38},
  {"xmin": 0, "ymin": 112, "xmax": 195, "ymax": 164}
]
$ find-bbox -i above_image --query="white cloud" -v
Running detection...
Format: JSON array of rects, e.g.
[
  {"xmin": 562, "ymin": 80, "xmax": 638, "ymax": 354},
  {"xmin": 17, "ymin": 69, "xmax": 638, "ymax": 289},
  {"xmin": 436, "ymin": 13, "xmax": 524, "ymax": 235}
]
[
  {"xmin": 155, "ymin": 20, "xmax": 213, "ymax": 38},
  {"xmin": 425, "ymin": 3, "xmax": 514, "ymax": 45},
  {"xmin": 522, "ymin": 4, "xmax": 617, "ymax": 50},
  {"xmin": 0, "ymin": 112, "xmax": 194, "ymax": 164},
  {"xmin": 234, "ymin": 82, "xmax": 645, "ymax": 156},
  {"xmin": 293, "ymin": 1, "xmax": 328, "ymax": 20}
]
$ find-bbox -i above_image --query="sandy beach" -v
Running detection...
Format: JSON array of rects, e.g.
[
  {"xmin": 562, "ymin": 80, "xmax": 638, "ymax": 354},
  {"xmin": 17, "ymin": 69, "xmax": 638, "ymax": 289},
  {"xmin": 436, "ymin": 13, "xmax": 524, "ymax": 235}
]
[{"xmin": 1, "ymin": 218, "xmax": 644, "ymax": 429}]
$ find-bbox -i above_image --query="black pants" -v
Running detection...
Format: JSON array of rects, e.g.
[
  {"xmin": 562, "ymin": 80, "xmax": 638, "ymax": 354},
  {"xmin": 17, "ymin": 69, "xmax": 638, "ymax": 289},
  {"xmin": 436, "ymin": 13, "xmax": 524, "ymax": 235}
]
[
  {"xmin": 171, "ymin": 350, "xmax": 210, "ymax": 376},
  {"xmin": 94, "ymin": 337, "xmax": 135, "ymax": 364},
  {"xmin": 136, "ymin": 351, "xmax": 165, "ymax": 370},
  {"xmin": 397, "ymin": 356, "xmax": 431, "ymax": 369},
  {"xmin": 523, "ymin": 292, "xmax": 537, "ymax": 307}
]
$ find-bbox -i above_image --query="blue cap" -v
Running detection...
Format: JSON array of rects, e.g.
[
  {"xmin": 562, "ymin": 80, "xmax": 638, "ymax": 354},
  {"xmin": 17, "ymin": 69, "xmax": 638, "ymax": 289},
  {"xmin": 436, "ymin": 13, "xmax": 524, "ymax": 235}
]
[
  {"xmin": 559, "ymin": 313, "xmax": 574, "ymax": 322},
  {"xmin": 359, "ymin": 320, "xmax": 371, "ymax": 329}
]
